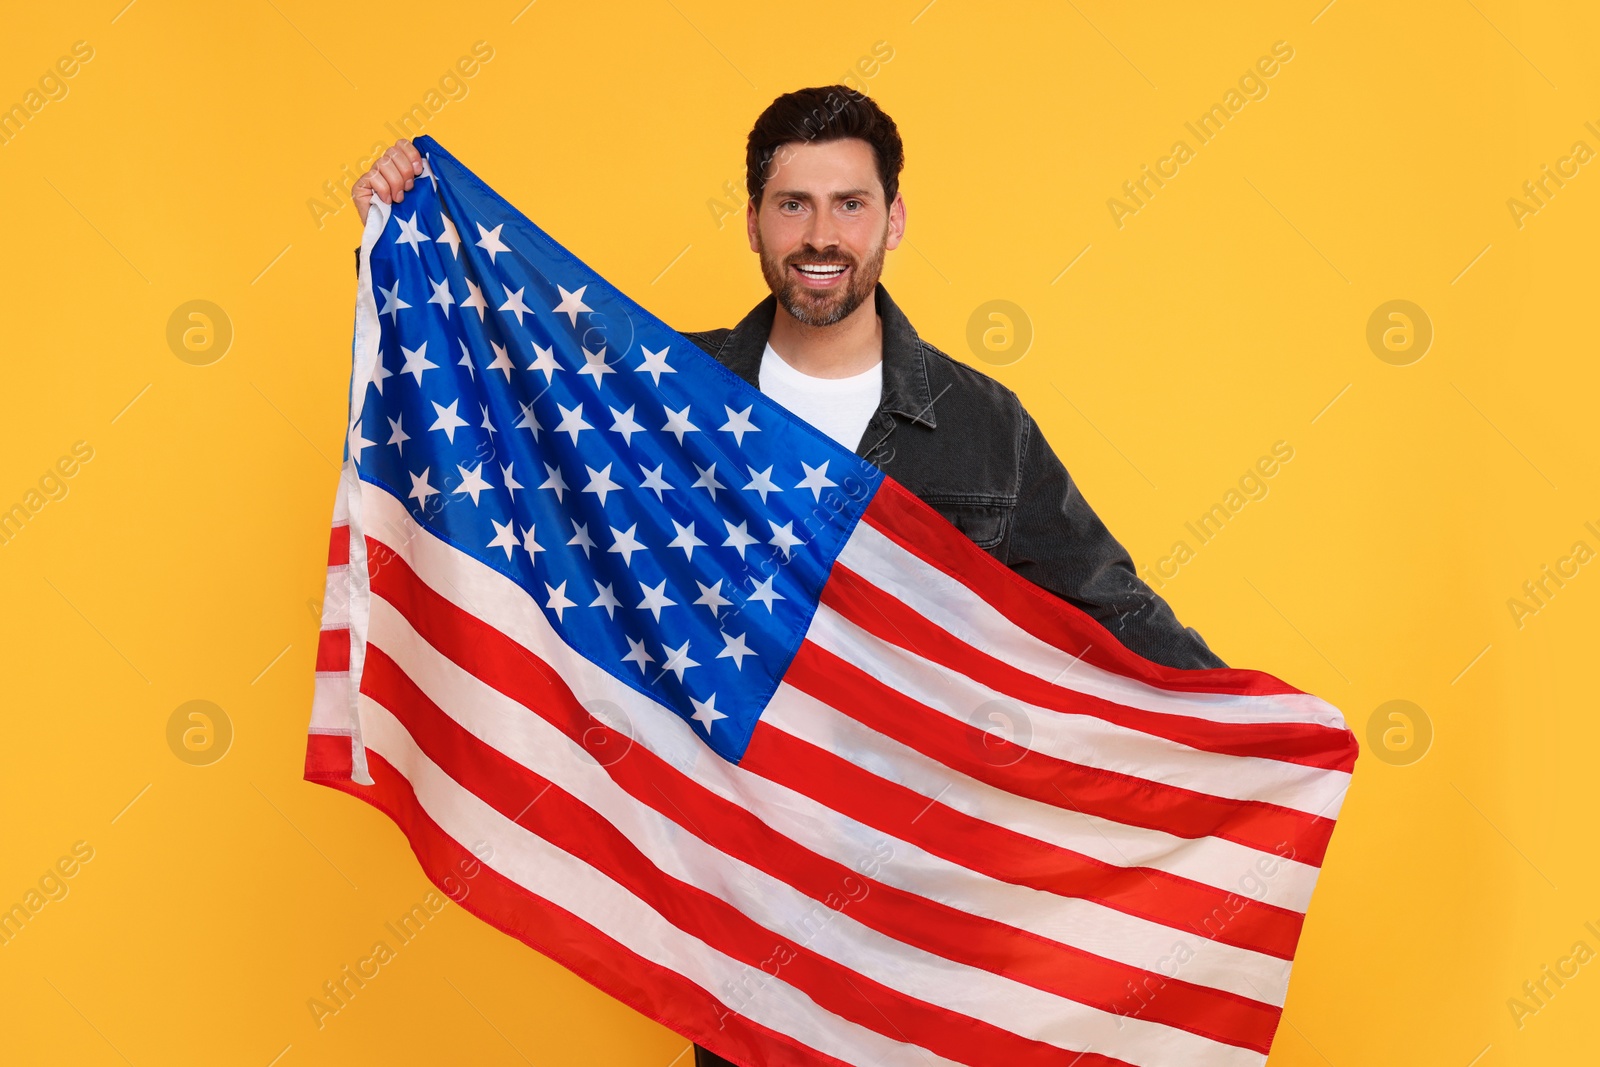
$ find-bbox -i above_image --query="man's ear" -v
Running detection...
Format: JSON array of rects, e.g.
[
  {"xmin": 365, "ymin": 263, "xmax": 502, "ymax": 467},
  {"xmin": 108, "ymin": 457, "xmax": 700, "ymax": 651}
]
[
  {"xmin": 885, "ymin": 194, "xmax": 906, "ymax": 251},
  {"xmin": 746, "ymin": 198, "xmax": 761, "ymax": 253}
]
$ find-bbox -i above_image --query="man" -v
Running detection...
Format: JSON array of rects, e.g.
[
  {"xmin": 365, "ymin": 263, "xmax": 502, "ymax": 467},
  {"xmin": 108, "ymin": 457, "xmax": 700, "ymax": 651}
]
[{"xmin": 354, "ymin": 85, "xmax": 1225, "ymax": 1066}]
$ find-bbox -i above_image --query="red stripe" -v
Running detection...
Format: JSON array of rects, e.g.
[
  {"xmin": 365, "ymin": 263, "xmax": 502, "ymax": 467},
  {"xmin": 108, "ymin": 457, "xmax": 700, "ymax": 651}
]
[
  {"xmin": 328, "ymin": 523, "xmax": 350, "ymax": 567},
  {"xmin": 824, "ymin": 561, "xmax": 1356, "ymax": 775},
  {"xmin": 865, "ymin": 481, "xmax": 1314, "ymax": 699},
  {"xmin": 365, "ymin": 541, "xmax": 1277, "ymax": 1054},
  {"xmin": 751, "ymin": 679, "xmax": 1305, "ymax": 960},
  {"xmin": 304, "ymin": 731, "xmax": 353, "ymax": 780},
  {"xmin": 362, "ymin": 645, "xmax": 1141, "ymax": 1067},
  {"xmin": 316, "ymin": 627, "xmax": 351, "ymax": 673},
  {"xmin": 787, "ymin": 641, "xmax": 1333, "ymax": 869},
  {"xmin": 310, "ymin": 750, "xmax": 858, "ymax": 1067}
]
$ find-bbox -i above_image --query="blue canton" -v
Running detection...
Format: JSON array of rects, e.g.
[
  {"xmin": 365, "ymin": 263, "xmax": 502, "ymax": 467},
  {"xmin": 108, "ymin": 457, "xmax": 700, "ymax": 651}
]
[{"xmin": 348, "ymin": 136, "xmax": 883, "ymax": 763}]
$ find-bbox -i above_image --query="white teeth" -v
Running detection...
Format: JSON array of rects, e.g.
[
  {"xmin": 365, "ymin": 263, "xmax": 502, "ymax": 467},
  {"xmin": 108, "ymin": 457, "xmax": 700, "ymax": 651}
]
[{"xmin": 796, "ymin": 264, "xmax": 847, "ymax": 277}]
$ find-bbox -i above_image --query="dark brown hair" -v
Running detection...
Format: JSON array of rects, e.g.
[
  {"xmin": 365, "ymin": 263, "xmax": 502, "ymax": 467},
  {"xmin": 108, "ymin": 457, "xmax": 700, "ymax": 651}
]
[{"xmin": 745, "ymin": 86, "xmax": 904, "ymax": 207}]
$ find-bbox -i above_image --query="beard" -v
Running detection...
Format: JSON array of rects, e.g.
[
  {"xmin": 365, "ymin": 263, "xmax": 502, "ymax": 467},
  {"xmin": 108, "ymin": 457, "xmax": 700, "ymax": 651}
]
[{"xmin": 757, "ymin": 228, "xmax": 886, "ymax": 327}]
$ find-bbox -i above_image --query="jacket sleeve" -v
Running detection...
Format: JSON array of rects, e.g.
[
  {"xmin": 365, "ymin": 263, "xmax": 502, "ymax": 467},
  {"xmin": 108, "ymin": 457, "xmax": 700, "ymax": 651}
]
[{"xmin": 1000, "ymin": 411, "xmax": 1227, "ymax": 670}]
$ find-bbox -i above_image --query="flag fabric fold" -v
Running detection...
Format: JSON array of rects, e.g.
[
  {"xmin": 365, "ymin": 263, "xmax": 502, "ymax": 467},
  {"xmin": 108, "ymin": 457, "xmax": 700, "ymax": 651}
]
[{"xmin": 305, "ymin": 134, "xmax": 1357, "ymax": 1067}]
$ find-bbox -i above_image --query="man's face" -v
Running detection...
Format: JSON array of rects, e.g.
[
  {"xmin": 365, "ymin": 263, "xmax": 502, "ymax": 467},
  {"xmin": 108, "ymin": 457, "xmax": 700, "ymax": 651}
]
[{"xmin": 747, "ymin": 138, "xmax": 905, "ymax": 327}]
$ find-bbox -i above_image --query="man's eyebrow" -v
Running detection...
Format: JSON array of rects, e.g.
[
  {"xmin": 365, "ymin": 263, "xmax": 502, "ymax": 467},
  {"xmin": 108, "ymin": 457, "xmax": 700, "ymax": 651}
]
[{"xmin": 767, "ymin": 188, "xmax": 877, "ymax": 201}]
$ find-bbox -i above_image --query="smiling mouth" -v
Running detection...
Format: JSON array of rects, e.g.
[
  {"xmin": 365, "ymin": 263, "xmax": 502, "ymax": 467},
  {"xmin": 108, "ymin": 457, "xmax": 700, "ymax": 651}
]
[{"xmin": 791, "ymin": 262, "xmax": 850, "ymax": 285}]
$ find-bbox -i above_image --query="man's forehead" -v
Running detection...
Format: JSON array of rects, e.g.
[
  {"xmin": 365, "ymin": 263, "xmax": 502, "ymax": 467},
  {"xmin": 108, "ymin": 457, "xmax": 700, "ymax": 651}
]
[{"xmin": 766, "ymin": 138, "xmax": 881, "ymax": 190}]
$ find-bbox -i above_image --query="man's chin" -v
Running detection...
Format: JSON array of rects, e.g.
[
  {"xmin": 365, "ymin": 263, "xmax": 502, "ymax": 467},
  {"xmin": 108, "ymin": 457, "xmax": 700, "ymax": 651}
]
[{"xmin": 779, "ymin": 284, "xmax": 871, "ymax": 328}]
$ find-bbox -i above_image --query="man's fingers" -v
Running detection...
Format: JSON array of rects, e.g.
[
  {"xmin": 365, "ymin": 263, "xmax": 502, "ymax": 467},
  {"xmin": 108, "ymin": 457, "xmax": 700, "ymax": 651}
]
[
  {"xmin": 397, "ymin": 139, "xmax": 423, "ymax": 173},
  {"xmin": 376, "ymin": 156, "xmax": 411, "ymax": 202}
]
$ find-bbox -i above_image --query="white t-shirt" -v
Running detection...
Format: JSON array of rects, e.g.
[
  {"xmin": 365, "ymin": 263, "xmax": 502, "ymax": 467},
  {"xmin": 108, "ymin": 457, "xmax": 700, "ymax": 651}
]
[{"xmin": 758, "ymin": 342, "xmax": 883, "ymax": 453}]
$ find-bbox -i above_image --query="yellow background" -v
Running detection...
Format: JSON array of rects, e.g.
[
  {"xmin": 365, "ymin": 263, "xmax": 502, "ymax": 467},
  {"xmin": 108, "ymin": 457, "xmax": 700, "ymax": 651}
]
[{"xmin": 3, "ymin": 1, "xmax": 1597, "ymax": 1063}]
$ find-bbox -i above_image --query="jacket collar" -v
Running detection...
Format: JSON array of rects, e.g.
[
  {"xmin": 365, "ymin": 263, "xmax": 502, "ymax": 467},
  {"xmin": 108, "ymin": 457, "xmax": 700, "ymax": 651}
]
[{"xmin": 715, "ymin": 283, "xmax": 938, "ymax": 429}]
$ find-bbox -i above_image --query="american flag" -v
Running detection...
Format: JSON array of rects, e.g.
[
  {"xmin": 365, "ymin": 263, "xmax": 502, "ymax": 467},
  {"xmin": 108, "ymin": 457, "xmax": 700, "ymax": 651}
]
[{"xmin": 305, "ymin": 135, "xmax": 1358, "ymax": 1067}]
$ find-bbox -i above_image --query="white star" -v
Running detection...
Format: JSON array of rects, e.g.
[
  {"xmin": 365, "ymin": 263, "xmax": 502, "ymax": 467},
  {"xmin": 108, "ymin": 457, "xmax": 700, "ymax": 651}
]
[
  {"xmin": 457, "ymin": 339, "xmax": 475, "ymax": 381},
  {"xmin": 582, "ymin": 463, "xmax": 622, "ymax": 506},
  {"xmin": 453, "ymin": 462, "xmax": 493, "ymax": 505},
  {"xmin": 717, "ymin": 631, "xmax": 757, "ymax": 670},
  {"xmin": 568, "ymin": 520, "xmax": 596, "ymax": 558},
  {"xmin": 487, "ymin": 519, "xmax": 518, "ymax": 560},
  {"xmin": 487, "ymin": 341, "xmax": 515, "ymax": 380},
  {"xmin": 419, "ymin": 154, "xmax": 437, "ymax": 189},
  {"xmin": 577, "ymin": 346, "xmax": 614, "ymax": 385},
  {"xmin": 589, "ymin": 581, "xmax": 621, "ymax": 619},
  {"xmin": 609, "ymin": 405, "xmax": 644, "ymax": 445},
  {"xmin": 689, "ymin": 693, "xmax": 726, "ymax": 734},
  {"xmin": 636, "ymin": 345, "xmax": 676, "ymax": 386},
  {"xmin": 661, "ymin": 640, "xmax": 700, "ymax": 683},
  {"xmin": 436, "ymin": 212, "xmax": 461, "ymax": 257},
  {"xmin": 768, "ymin": 520, "xmax": 804, "ymax": 559},
  {"xmin": 426, "ymin": 276, "xmax": 455, "ymax": 318},
  {"xmin": 552, "ymin": 284, "xmax": 592, "ymax": 326},
  {"xmin": 544, "ymin": 580, "xmax": 577, "ymax": 622},
  {"xmin": 692, "ymin": 463, "xmax": 724, "ymax": 501},
  {"xmin": 479, "ymin": 403, "xmax": 497, "ymax": 436},
  {"xmin": 554, "ymin": 403, "xmax": 593, "ymax": 444},
  {"xmin": 399, "ymin": 341, "xmax": 436, "ymax": 384},
  {"xmin": 527, "ymin": 343, "xmax": 560, "ymax": 383},
  {"xmin": 386, "ymin": 414, "xmax": 410, "ymax": 454},
  {"xmin": 796, "ymin": 460, "xmax": 838, "ymax": 500},
  {"xmin": 514, "ymin": 400, "xmax": 542, "ymax": 439},
  {"xmin": 662, "ymin": 404, "xmax": 700, "ymax": 444},
  {"xmin": 608, "ymin": 524, "xmax": 647, "ymax": 567},
  {"xmin": 429, "ymin": 399, "xmax": 469, "ymax": 443},
  {"xmin": 475, "ymin": 222, "xmax": 510, "ymax": 262},
  {"xmin": 694, "ymin": 579, "xmax": 732, "ymax": 617},
  {"xmin": 748, "ymin": 574, "xmax": 785, "ymax": 612},
  {"xmin": 636, "ymin": 578, "xmax": 677, "ymax": 622},
  {"xmin": 408, "ymin": 467, "xmax": 440, "ymax": 506},
  {"xmin": 348, "ymin": 420, "xmax": 376, "ymax": 464},
  {"xmin": 501, "ymin": 462, "xmax": 523, "ymax": 500},
  {"xmin": 520, "ymin": 524, "xmax": 544, "ymax": 563},
  {"xmin": 499, "ymin": 285, "xmax": 533, "ymax": 325},
  {"xmin": 462, "ymin": 278, "xmax": 488, "ymax": 320},
  {"xmin": 667, "ymin": 520, "xmax": 707, "ymax": 560},
  {"xmin": 622, "ymin": 635, "xmax": 655, "ymax": 675},
  {"xmin": 371, "ymin": 351, "xmax": 392, "ymax": 394},
  {"xmin": 379, "ymin": 280, "xmax": 411, "ymax": 323},
  {"xmin": 721, "ymin": 520, "xmax": 758, "ymax": 559},
  {"xmin": 539, "ymin": 462, "xmax": 568, "ymax": 502},
  {"xmin": 395, "ymin": 212, "xmax": 430, "ymax": 253},
  {"xmin": 719, "ymin": 405, "xmax": 760, "ymax": 446},
  {"xmin": 743, "ymin": 465, "xmax": 781, "ymax": 503},
  {"xmin": 639, "ymin": 463, "xmax": 674, "ymax": 501}
]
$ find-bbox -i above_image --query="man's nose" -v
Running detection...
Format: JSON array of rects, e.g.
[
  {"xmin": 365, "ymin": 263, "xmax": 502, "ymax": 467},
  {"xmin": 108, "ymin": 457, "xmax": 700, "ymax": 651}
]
[{"xmin": 803, "ymin": 211, "xmax": 842, "ymax": 253}]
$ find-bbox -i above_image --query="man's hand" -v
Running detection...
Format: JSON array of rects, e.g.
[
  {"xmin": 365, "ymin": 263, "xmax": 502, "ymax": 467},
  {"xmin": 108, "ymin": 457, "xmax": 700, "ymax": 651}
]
[{"xmin": 354, "ymin": 140, "xmax": 424, "ymax": 225}]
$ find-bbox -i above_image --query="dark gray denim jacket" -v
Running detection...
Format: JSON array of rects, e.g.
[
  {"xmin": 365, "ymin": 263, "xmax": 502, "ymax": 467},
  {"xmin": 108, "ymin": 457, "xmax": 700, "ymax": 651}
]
[{"xmin": 679, "ymin": 283, "xmax": 1226, "ymax": 672}]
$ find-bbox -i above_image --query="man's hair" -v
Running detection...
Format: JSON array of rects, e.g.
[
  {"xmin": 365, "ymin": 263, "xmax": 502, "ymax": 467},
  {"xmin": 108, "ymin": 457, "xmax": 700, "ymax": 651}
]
[{"xmin": 745, "ymin": 86, "xmax": 904, "ymax": 208}]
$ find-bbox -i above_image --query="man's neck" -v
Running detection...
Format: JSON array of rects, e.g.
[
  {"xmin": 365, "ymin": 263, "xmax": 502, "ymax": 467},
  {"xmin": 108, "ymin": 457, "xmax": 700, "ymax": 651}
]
[{"xmin": 766, "ymin": 292, "xmax": 883, "ymax": 380}]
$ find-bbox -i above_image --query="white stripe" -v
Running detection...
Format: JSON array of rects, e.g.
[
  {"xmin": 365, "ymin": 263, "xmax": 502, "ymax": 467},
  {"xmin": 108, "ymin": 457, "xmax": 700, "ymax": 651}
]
[
  {"xmin": 358, "ymin": 697, "xmax": 977, "ymax": 1067},
  {"xmin": 841, "ymin": 520, "xmax": 1348, "ymax": 730},
  {"xmin": 367, "ymin": 596, "xmax": 1263, "ymax": 1066},
  {"xmin": 355, "ymin": 487, "xmax": 1295, "ymax": 1007},
  {"xmin": 764, "ymin": 684, "xmax": 1322, "ymax": 913},
  {"xmin": 807, "ymin": 605, "xmax": 1350, "ymax": 822}
]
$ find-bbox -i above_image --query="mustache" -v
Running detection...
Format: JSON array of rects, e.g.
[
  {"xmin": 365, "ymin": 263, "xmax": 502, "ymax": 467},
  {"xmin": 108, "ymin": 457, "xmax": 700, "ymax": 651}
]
[{"xmin": 785, "ymin": 251, "xmax": 856, "ymax": 267}]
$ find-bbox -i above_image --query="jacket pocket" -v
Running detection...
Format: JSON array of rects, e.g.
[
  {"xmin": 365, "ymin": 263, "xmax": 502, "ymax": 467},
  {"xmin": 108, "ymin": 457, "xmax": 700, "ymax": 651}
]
[{"xmin": 927, "ymin": 498, "xmax": 1010, "ymax": 551}]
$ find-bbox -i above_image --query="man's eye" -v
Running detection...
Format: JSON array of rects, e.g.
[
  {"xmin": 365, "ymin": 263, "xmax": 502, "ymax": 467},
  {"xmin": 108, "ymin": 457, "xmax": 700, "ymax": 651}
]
[
  {"xmin": 844, "ymin": 200, "xmax": 862, "ymax": 211},
  {"xmin": 782, "ymin": 201, "xmax": 802, "ymax": 212}
]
